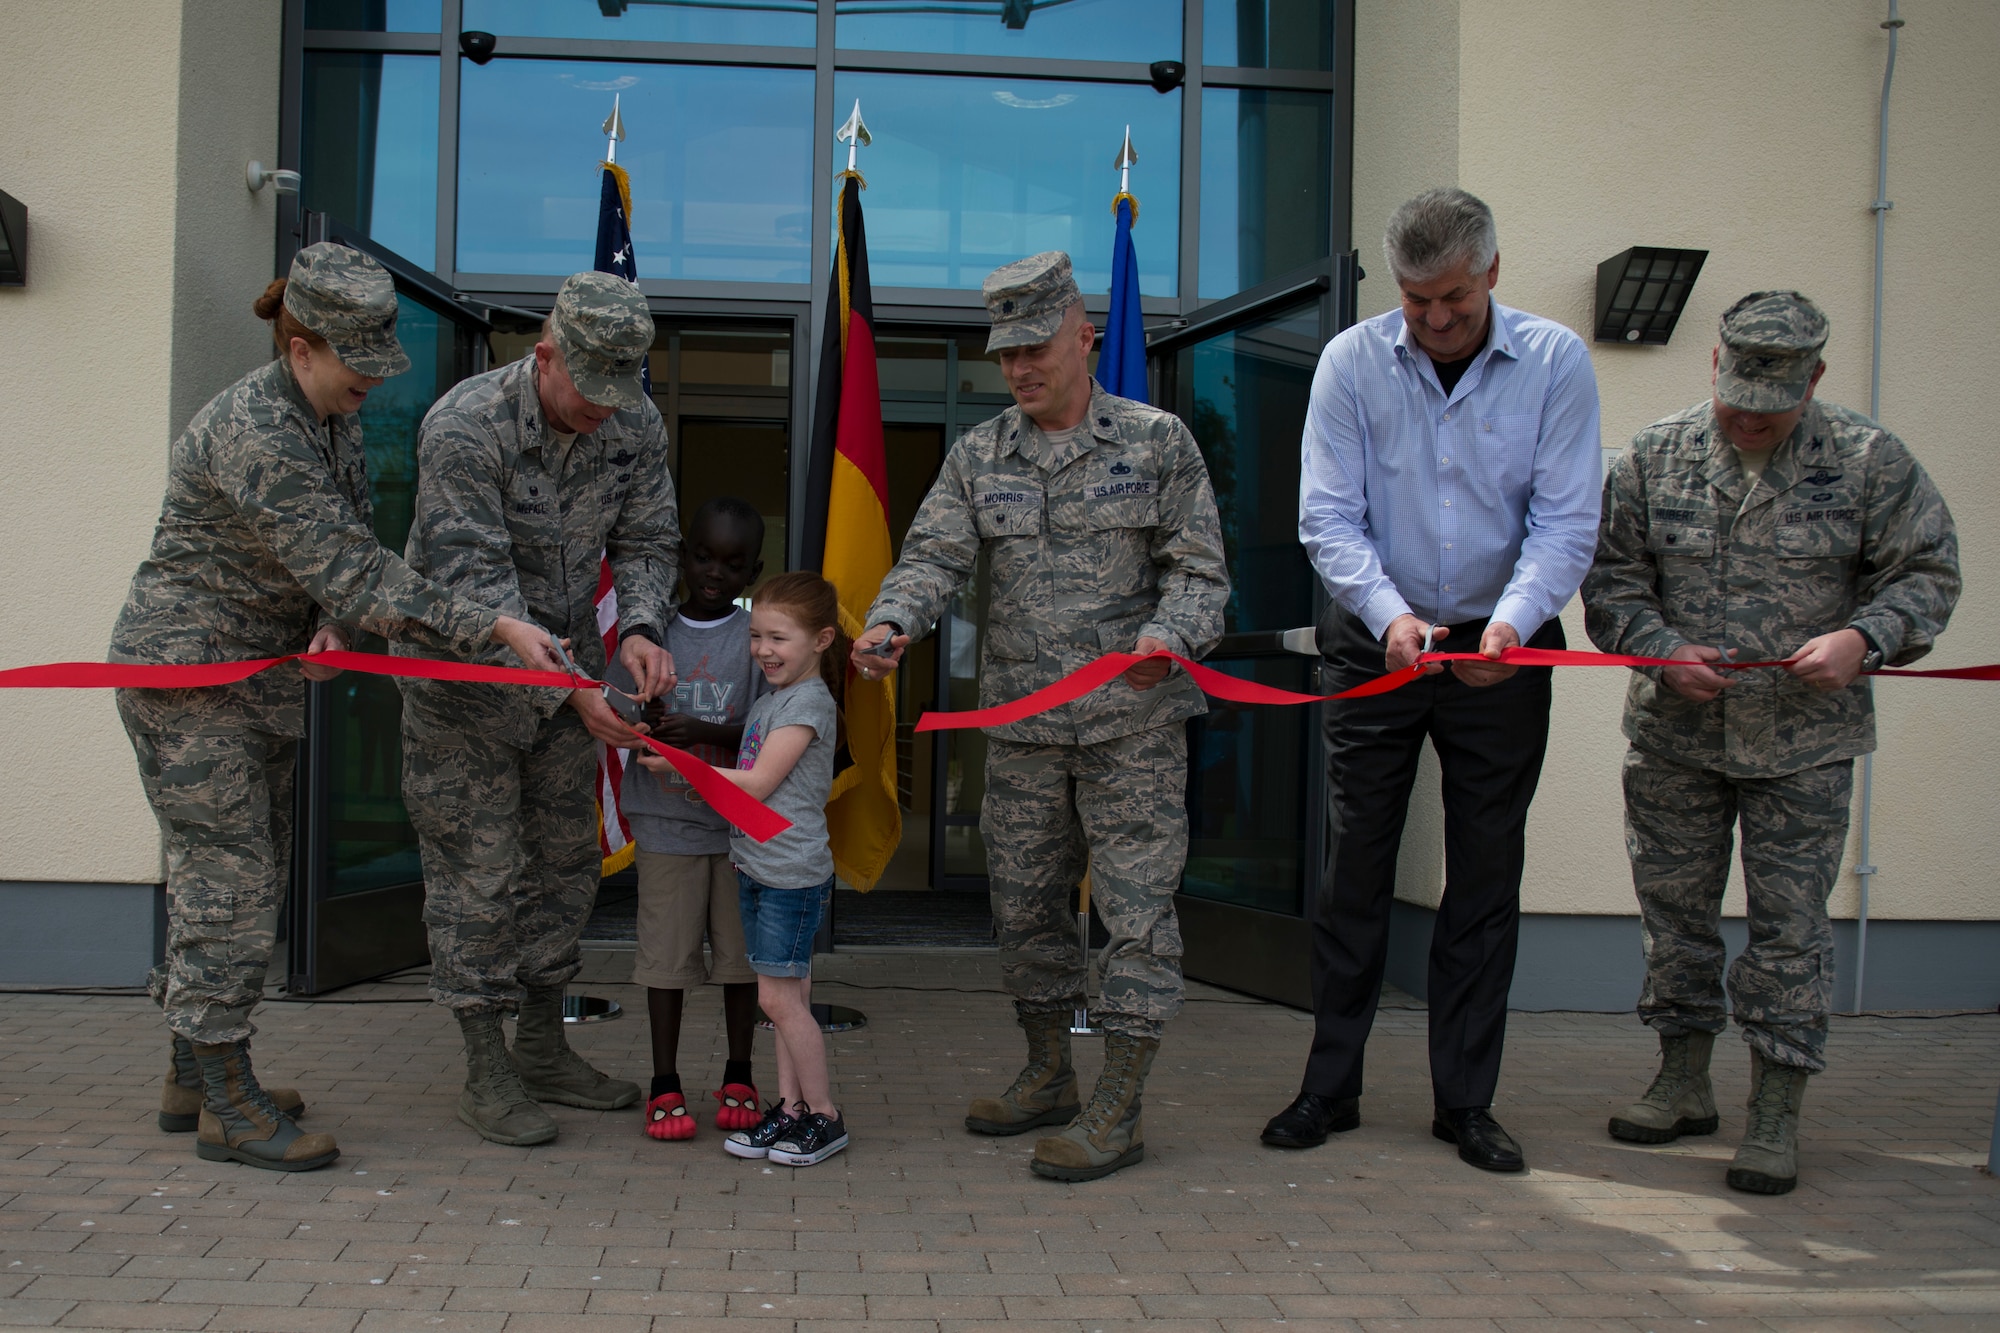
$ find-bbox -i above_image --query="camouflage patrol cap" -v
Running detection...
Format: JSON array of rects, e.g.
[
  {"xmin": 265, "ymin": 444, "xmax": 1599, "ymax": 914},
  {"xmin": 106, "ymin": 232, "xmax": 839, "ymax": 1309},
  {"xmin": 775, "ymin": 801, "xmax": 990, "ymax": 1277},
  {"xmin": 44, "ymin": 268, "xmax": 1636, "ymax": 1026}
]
[
  {"xmin": 983, "ymin": 251, "xmax": 1083, "ymax": 352},
  {"xmin": 1716, "ymin": 290, "xmax": 1829, "ymax": 412},
  {"xmin": 283, "ymin": 242, "xmax": 409, "ymax": 378},
  {"xmin": 550, "ymin": 271, "xmax": 654, "ymax": 410}
]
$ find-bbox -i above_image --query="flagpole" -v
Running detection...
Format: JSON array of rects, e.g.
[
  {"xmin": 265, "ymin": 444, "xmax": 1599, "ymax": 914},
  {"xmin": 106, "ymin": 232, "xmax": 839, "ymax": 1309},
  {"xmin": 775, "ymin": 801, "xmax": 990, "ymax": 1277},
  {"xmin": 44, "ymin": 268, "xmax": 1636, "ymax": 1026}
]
[{"xmin": 800, "ymin": 97, "xmax": 876, "ymax": 1035}]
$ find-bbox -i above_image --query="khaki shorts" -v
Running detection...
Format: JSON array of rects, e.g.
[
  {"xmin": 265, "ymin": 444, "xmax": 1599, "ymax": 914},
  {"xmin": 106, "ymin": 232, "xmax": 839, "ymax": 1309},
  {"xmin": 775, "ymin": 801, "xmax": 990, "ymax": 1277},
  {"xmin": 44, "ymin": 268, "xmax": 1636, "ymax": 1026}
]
[{"xmin": 632, "ymin": 849, "xmax": 756, "ymax": 990}]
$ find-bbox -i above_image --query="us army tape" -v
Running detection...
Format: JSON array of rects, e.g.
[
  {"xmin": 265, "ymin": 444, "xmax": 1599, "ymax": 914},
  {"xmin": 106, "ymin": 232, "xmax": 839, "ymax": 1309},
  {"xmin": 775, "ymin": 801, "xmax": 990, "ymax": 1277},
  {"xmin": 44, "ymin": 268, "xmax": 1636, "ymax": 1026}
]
[
  {"xmin": 0, "ymin": 649, "xmax": 791, "ymax": 843},
  {"xmin": 911, "ymin": 647, "xmax": 2000, "ymax": 733}
]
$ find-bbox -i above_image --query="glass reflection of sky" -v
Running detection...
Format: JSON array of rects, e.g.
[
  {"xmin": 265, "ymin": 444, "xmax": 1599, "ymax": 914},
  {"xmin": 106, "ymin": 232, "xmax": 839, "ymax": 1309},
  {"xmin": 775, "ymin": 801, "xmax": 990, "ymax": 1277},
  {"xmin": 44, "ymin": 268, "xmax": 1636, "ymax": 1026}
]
[
  {"xmin": 833, "ymin": 72, "xmax": 1179, "ymax": 296},
  {"xmin": 306, "ymin": 0, "xmax": 441, "ymax": 30},
  {"xmin": 457, "ymin": 60, "xmax": 814, "ymax": 281},
  {"xmin": 1199, "ymin": 87, "xmax": 1331, "ymax": 301},
  {"xmin": 368, "ymin": 58, "xmax": 439, "ymax": 268},
  {"xmin": 836, "ymin": 0, "xmax": 1179, "ymax": 60},
  {"xmin": 463, "ymin": 0, "xmax": 814, "ymax": 46}
]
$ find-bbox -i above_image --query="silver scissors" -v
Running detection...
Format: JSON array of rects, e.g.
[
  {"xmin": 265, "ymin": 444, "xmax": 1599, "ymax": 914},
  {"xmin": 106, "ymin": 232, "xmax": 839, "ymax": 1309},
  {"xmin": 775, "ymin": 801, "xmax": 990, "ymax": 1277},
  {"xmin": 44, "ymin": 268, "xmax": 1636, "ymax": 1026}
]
[
  {"xmin": 1420, "ymin": 622, "xmax": 1437, "ymax": 660},
  {"xmin": 546, "ymin": 630, "xmax": 582, "ymax": 681}
]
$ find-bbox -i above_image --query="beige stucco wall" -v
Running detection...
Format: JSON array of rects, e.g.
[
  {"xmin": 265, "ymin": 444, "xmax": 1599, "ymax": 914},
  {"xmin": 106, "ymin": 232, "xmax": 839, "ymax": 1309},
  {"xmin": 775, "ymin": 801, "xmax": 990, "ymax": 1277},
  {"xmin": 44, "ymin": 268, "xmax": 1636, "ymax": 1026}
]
[
  {"xmin": 1353, "ymin": 0, "xmax": 2000, "ymax": 920},
  {"xmin": 0, "ymin": 1, "xmax": 280, "ymax": 884}
]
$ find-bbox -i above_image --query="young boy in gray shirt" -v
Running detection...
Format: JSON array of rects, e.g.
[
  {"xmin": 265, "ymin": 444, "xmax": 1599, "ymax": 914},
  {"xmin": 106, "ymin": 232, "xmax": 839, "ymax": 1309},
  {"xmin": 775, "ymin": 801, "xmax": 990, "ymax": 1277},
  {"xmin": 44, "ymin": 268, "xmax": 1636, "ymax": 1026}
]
[{"xmin": 606, "ymin": 497, "xmax": 769, "ymax": 1141}]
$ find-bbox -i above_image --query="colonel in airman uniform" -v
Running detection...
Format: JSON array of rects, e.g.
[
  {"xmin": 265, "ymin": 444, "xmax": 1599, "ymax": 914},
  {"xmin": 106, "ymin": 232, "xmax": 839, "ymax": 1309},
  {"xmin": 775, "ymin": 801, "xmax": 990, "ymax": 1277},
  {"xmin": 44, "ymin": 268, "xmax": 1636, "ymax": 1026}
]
[
  {"xmin": 111, "ymin": 242, "xmax": 563, "ymax": 1173},
  {"xmin": 1584, "ymin": 290, "xmax": 1959, "ymax": 1195},
  {"xmin": 397, "ymin": 270, "xmax": 680, "ymax": 1147},
  {"xmin": 853, "ymin": 252, "xmax": 1230, "ymax": 1182}
]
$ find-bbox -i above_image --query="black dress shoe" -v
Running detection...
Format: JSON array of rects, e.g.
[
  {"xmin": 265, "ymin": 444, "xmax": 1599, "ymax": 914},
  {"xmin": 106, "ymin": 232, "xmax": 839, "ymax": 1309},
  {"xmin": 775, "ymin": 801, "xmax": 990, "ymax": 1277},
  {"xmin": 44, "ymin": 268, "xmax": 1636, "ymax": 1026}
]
[
  {"xmin": 1260, "ymin": 1092, "xmax": 1360, "ymax": 1149},
  {"xmin": 1432, "ymin": 1106, "xmax": 1525, "ymax": 1172}
]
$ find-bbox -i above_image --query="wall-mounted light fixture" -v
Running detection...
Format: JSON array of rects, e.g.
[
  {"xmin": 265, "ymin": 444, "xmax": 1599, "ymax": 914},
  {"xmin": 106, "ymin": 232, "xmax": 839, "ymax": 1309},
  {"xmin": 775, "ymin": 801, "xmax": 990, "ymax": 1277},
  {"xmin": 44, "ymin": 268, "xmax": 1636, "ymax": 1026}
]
[
  {"xmin": 0, "ymin": 188, "xmax": 25, "ymax": 286},
  {"xmin": 248, "ymin": 162, "xmax": 301, "ymax": 195},
  {"xmin": 1594, "ymin": 246, "xmax": 1707, "ymax": 345}
]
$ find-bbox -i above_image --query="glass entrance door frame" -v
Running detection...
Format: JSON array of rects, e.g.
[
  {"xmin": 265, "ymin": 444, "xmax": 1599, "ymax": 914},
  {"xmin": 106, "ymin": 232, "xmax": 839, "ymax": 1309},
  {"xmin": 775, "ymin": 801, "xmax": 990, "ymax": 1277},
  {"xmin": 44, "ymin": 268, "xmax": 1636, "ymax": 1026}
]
[{"xmin": 285, "ymin": 211, "xmax": 492, "ymax": 995}]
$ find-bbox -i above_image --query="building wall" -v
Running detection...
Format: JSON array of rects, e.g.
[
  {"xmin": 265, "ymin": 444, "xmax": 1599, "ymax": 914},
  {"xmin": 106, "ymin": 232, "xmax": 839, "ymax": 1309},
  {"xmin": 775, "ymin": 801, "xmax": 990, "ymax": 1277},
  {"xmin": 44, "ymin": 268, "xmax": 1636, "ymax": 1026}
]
[
  {"xmin": 1350, "ymin": 0, "xmax": 2000, "ymax": 924},
  {"xmin": 0, "ymin": 3, "xmax": 281, "ymax": 959}
]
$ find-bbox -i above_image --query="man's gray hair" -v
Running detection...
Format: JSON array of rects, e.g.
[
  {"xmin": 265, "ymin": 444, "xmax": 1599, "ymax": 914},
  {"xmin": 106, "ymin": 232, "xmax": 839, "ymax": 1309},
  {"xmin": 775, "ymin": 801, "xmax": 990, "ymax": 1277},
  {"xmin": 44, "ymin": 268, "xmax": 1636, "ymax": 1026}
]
[{"xmin": 1383, "ymin": 188, "xmax": 1498, "ymax": 286}]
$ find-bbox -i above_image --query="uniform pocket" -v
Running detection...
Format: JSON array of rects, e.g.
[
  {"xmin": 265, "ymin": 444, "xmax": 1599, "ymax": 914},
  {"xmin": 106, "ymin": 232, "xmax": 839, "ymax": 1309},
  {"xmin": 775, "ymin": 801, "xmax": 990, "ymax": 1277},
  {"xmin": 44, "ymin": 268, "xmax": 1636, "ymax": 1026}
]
[
  {"xmin": 984, "ymin": 621, "xmax": 1037, "ymax": 661},
  {"xmin": 972, "ymin": 486, "xmax": 1044, "ymax": 538},
  {"xmin": 1772, "ymin": 521, "xmax": 1862, "ymax": 559},
  {"xmin": 1646, "ymin": 525, "xmax": 1717, "ymax": 557},
  {"xmin": 1083, "ymin": 495, "xmax": 1161, "ymax": 531}
]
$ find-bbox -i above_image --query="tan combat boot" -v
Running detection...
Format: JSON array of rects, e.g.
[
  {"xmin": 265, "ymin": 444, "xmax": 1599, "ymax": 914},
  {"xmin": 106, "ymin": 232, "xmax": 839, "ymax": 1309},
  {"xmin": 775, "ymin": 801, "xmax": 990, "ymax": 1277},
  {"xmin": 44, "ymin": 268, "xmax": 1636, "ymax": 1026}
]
[
  {"xmin": 1030, "ymin": 1032, "xmax": 1159, "ymax": 1182},
  {"xmin": 457, "ymin": 1010, "xmax": 559, "ymax": 1145},
  {"xmin": 160, "ymin": 1032, "xmax": 303, "ymax": 1133},
  {"xmin": 1608, "ymin": 1029, "xmax": 1718, "ymax": 1144},
  {"xmin": 966, "ymin": 1008, "xmax": 1081, "ymax": 1136},
  {"xmin": 191, "ymin": 1042, "xmax": 339, "ymax": 1172},
  {"xmin": 509, "ymin": 986, "xmax": 640, "ymax": 1110},
  {"xmin": 1726, "ymin": 1048, "xmax": 1810, "ymax": 1195}
]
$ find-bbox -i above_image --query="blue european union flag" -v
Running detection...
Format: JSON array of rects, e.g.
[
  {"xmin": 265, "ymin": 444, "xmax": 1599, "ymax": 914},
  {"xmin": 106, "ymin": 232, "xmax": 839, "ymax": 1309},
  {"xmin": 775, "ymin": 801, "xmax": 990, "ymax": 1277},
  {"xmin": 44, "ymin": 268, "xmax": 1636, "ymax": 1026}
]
[{"xmin": 1097, "ymin": 195, "xmax": 1146, "ymax": 403}]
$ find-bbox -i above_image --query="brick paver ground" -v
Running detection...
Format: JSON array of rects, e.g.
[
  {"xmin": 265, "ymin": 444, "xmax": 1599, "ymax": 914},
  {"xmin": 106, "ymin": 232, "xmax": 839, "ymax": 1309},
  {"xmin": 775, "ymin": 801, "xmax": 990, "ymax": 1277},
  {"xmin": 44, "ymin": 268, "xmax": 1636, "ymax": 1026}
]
[{"xmin": 1, "ymin": 948, "xmax": 1994, "ymax": 1332}]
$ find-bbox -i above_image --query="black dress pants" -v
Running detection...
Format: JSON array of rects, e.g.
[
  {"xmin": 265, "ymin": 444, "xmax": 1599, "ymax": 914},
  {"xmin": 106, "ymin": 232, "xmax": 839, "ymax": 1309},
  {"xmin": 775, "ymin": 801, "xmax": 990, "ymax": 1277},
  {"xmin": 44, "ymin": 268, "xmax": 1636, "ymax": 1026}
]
[{"xmin": 1301, "ymin": 609, "xmax": 1560, "ymax": 1111}]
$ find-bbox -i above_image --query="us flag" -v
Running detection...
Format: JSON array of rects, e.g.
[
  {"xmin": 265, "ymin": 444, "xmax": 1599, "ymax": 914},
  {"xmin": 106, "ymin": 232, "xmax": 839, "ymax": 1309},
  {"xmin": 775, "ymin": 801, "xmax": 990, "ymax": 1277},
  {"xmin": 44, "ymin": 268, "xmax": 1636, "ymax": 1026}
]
[{"xmin": 590, "ymin": 156, "xmax": 650, "ymax": 876}]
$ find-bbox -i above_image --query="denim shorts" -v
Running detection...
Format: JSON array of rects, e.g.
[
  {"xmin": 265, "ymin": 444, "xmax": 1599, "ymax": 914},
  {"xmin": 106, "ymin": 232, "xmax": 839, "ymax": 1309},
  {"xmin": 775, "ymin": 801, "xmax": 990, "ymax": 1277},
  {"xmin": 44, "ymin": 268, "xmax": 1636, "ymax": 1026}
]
[{"xmin": 736, "ymin": 871, "xmax": 832, "ymax": 979}]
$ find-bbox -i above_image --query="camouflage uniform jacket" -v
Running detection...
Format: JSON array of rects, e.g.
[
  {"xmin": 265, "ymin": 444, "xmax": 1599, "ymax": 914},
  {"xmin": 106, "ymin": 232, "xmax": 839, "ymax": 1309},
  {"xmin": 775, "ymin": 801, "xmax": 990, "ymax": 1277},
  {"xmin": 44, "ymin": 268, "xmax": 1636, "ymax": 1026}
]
[
  {"xmin": 867, "ymin": 381, "xmax": 1230, "ymax": 746},
  {"xmin": 1584, "ymin": 399, "xmax": 1959, "ymax": 778},
  {"xmin": 395, "ymin": 354, "xmax": 679, "ymax": 750},
  {"xmin": 110, "ymin": 358, "xmax": 498, "ymax": 737}
]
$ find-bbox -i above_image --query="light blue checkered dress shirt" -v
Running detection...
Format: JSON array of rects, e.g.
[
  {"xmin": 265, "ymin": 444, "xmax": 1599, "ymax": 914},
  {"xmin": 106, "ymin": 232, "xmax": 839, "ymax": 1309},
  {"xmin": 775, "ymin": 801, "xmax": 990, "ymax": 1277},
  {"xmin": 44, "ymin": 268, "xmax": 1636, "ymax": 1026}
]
[{"xmin": 1298, "ymin": 301, "xmax": 1602, "ymax": 642}]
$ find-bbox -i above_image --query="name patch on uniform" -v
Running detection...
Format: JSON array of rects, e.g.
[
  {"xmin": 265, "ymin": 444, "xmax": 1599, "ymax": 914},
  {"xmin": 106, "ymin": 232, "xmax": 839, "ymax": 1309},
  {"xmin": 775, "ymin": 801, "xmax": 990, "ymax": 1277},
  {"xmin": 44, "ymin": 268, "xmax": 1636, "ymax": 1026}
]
[
  {"xmin": 975, "ymin": 490, "xmax": 1036, "ymax": 508},
  {"xmin": 1654, "ymin": 507, "xmax": 1701, "ymax": 523},
  {"xmin": 1778, "ymin": 507, "xmax": 1860, "ymax": 525},
  {"xmin": 511, "ymin": 500, "xmax": 551, "ymax": 516}
]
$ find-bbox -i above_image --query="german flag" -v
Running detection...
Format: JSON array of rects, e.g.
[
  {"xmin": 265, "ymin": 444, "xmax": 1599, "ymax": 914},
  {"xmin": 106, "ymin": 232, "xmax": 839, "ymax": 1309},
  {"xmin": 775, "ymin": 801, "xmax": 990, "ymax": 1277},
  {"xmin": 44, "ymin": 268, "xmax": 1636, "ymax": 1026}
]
[{"xmin": 802, "ymin": 173, "xmax": 900, "ymax": 890}]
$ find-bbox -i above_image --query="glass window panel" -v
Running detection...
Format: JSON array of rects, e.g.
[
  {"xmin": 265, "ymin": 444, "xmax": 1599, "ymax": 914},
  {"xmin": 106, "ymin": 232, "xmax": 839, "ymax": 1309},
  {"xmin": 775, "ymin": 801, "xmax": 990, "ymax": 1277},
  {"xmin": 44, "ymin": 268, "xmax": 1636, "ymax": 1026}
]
[
  {"xmin": 833, "ymin": 72, "xmax": 1179, "ymax": 297},
  {"xmin": 1173, "ymin": 301, "xmax": 1322, "ymax": 633},
  {"xmin": 679, "ymin": 328, "xmax": 791, "ymax": 387},
  {"xmin": 1182, "ymin": 654, "xmax": 1310, "ymax": 914},
  {"xmin": 306, "ymin": 0, "xmax": 441, "ymax": 31},
  {"xmin": 458, "ymin": 60, "xmax": 814, "ymax": 282},
  {"xmin": 1201, "ymin": 0, "xmax": 1335, "ymax": 71},
  {"xmin": 463, "ymin": 0, "xmax": 814, "ymax": 46},
  {"xmin": 676, "ymin": 418, "xmax": 790, "ymax": 582},
  {"xmin": 329, "ymin": 296, "xmax": 462, "ymax": 897},
  {"xmin": 302, "ymin": 53, "xmax": 439, "ymax": 269},
  {"xmin": 1199, "ymin": 87, "xmax": 1330, "ymax": 301},
  {"xmin": 836, "ymin": 0, "xmax": 1178, "ymax": 61}
]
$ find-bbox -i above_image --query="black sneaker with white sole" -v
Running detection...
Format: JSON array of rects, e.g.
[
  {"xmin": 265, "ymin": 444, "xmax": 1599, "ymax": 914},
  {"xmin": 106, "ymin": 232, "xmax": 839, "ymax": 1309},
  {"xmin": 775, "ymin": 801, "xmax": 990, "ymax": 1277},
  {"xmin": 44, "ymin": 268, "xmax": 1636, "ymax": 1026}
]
[
  {"xmin": 723, "ymin": 1101, "xmax": 797, "ymax": 1160},
  {"xmin": 767, "ymin": 1111, "xmax": 848, "ymax": 1167}
]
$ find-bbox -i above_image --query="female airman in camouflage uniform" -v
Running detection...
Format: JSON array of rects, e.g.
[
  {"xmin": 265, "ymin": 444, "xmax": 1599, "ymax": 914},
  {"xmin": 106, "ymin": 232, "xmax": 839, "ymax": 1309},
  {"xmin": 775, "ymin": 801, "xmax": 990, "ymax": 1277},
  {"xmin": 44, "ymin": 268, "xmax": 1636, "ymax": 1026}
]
[{"xmin": 110, "ymin": 243, "xmax": 563, "ymax": 1172}]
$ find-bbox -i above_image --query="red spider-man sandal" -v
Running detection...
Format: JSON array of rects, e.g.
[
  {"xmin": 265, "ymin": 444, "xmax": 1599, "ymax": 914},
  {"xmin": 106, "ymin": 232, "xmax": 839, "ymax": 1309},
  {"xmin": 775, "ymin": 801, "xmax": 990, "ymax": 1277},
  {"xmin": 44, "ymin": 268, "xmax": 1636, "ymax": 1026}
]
[
  {"xmin": 714, "ymin": 1083, "xmax": 761, "ymax": 1132},
  {"xmin": 645, "ymin": 1090, "xmax": 697, "ymax": 1141}
]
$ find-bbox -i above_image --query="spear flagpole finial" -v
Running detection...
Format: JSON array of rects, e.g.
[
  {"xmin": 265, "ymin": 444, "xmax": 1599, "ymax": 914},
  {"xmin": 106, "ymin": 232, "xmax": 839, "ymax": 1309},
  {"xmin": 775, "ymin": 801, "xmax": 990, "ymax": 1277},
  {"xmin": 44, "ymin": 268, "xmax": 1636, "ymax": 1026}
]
[
  {"xmin": 1112, "ymin": 124, "xmax": 1139, "ymax": 221},
  {"xmin": 602, "ymin": 93, "xmax": 626, "ymax": 165},
  {"xmin": 836, "ymin": 98, "xmax": 872, "ymax": 175}
]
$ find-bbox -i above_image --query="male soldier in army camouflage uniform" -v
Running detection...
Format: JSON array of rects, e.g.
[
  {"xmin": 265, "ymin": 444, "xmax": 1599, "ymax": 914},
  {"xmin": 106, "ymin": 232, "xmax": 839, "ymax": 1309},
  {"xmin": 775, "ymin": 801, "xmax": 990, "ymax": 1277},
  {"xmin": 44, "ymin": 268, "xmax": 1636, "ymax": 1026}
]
[
  {"xmin": 112, "ymin": 242, "xmax": 564, "ymax": 1172},
  {"xmin": 1584, "ymin": 291, "xmax": 1959, "ymax": 1195},
  {"xmin": 854, "ymin": 252, "xmax": 1230, "ymax": 1182},
  {"xmin": 397, "ymin": 271, "xmax": 680, "ymax": 1146}
]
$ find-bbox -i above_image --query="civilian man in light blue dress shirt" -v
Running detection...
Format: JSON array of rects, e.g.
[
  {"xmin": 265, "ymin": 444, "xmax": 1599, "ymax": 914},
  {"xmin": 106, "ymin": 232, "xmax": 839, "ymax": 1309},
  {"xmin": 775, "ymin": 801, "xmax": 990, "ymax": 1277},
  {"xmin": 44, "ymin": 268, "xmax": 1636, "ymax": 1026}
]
[{"xmin": 1261, "ymin": 189, "xmax": 1601, "ymax": 1173}]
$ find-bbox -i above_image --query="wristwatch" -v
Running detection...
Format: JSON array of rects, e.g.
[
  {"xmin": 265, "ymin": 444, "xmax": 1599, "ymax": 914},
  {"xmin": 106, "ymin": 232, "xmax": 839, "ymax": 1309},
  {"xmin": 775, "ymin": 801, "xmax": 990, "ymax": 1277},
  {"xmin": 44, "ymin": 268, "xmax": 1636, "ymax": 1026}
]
[{"xmin": 1850, "ymin": 625, "xmax": 1884, "ymax": 674}]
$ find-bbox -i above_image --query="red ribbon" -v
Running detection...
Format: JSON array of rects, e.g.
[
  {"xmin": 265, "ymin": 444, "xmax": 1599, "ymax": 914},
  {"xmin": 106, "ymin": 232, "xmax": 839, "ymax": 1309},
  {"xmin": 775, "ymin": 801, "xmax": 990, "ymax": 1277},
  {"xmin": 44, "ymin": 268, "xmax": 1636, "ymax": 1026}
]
[
  {"xmin": 912, "ymin": 647, "xmax": 2000, "ymax": 733},
  {"xmin": 2, "ymin": 650, "xmax": 791, "ymax": 844}
]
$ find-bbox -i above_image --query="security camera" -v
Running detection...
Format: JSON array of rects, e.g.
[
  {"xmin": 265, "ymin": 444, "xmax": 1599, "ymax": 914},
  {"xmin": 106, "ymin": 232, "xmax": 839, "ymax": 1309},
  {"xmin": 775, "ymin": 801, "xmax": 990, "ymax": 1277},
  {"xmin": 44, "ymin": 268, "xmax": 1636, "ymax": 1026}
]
[
  {"xmin": 460, "ymin": 30, "xmax": 497, "ymax": 64},
  {"xmin": 247, "ymin": 162, "xmax": 301, "ymax": 195},
  {"xmin": 1148, "ymin": 60, "xmax": 1185, "ymax": 93}
]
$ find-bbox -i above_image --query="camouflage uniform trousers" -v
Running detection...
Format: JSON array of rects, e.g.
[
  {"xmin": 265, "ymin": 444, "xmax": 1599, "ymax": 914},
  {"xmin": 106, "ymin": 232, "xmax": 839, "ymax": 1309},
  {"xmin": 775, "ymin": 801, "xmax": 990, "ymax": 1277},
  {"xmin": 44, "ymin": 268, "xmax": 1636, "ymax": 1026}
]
[
  {"xmin": 1623, "ymin": 745, "xmax": 1853, "ymax": 1073},
  {"xmin": 983, "ymin": 726, "xmax": 1188, "ymax": 1039},
  {"xmin": 402, "ymin": 708, "xmax": 600, "ymax": 1014},
  {"xmin": 118, "ymin": 705, "xmax": 296, "ymax": 1045}
]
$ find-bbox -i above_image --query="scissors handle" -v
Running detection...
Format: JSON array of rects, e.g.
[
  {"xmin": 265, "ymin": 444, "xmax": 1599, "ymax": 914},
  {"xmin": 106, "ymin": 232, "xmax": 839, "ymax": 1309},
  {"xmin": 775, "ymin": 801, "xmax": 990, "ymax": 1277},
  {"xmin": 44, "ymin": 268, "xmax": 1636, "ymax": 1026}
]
[
  {"xmin": 547, "ymin": 630, "xmax": 581, "ymax": 680},
  {"xmin": 1420, "ymin": 623, "xmax": 1437, "ymax": 657}
]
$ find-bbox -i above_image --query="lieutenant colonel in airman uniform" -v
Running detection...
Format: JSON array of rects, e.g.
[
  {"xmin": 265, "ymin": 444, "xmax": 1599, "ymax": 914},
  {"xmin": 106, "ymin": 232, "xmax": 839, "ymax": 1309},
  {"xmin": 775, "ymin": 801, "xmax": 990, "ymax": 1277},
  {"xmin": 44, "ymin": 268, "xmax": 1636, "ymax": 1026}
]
[
  {"xmin": 1584, "ymin": 290, "xmax": 1959, "ymax": 1196},
  {"xmin": 853, "ymin": 252, "xmax": 1230, "ymax": 1182},
  {"xmin": 397, "ymin": 271, "xmax": 680, "ymax": 1147}
]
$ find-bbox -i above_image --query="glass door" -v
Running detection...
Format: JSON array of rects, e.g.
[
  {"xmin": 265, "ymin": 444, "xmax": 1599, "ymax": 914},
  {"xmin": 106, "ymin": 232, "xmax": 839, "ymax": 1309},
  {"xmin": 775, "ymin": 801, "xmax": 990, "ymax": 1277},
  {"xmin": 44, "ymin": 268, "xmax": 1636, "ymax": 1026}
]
[
  {"xmin": 1152, "ymin": 282, "xmax": 1343, "ymax": 1007},
  {"xmin": 287, "ymin": 217, "xmax": 490, "ymax": 994}
]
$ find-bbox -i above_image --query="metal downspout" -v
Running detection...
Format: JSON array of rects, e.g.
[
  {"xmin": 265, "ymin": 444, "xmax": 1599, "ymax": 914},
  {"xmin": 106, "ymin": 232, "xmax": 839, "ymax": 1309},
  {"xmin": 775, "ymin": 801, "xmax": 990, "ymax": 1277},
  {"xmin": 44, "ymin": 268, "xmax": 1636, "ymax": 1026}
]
[{"xmin": 1855, "ymin": 0, "xmax": 1903, "ymax": 1014}]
